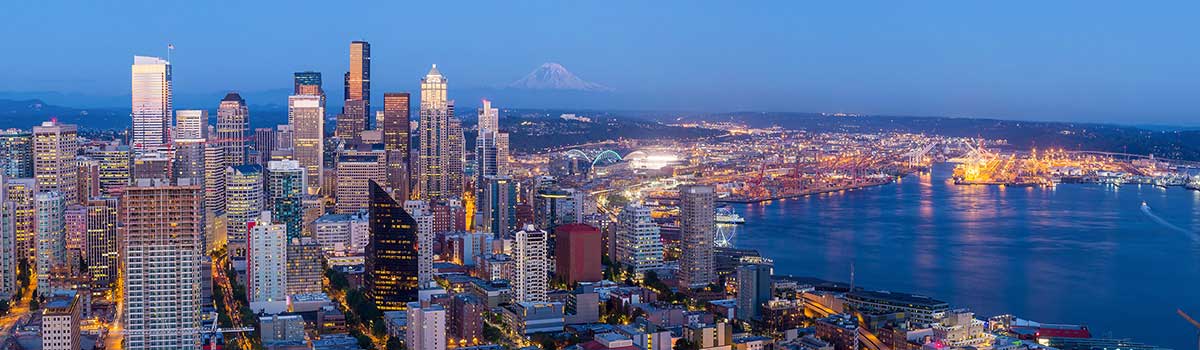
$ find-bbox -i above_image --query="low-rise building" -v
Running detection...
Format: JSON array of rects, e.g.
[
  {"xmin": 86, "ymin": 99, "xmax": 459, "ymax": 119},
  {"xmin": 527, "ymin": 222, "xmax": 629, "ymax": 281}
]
[{"xmin": 502, "ymin": 302, "xmax": 565, "ymax": 335}]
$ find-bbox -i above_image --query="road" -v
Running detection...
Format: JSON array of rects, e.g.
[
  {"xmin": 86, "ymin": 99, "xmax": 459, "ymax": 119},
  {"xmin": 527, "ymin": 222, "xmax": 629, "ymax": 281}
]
[{"xmin": 0, "ymin": 279, "xmax": 35, "ymax": 345}]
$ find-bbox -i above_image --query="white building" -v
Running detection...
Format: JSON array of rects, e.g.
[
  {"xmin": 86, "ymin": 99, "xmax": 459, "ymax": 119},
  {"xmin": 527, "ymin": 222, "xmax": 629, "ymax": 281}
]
[
  {"xmin": 41, "ymin": 290, "xmax": 81, "ymax": 350},
  {"xmin": 313, "ymin": 211, "xmax": 369, "ymax": 254},
  {"xmin": 175, "ymin": 110, "xmax": 208, "ymax": 140},
  {"xmin": 33, "ymin": 121, "xmax": 79, "ymax": 205},
  {"xmin": 616, "ymin": 204, "xmax": 664, "ymax": 277},
  {"xmin": 131, "ymin": 56, "xmax": 172, "ymax": 150},
  {"xmin": 225, "ymin": 165, "xmax": 263, "ymax": 259},
  {"xmin": 0, "ymin": 176, "xmax": 16, "ymax": 298},
  {"xmin": 404, "ymin": 200, "xmax": 435, "ymax": 286},
  {"xmin": 288, "ymin": 94, "xmax": 324, "ymax": 196},
  {"xmin": 35, "ymin": 191, "xmax": 66, "ymax": 297},
  {"xmin": 513, "ymin": 225, "xmax": 549, "ymax": 303},
  {"xmin": 405, "ymin": 301, "xmax": 447, "ymax": 350},
  {"xmin": 678, "ymin": 184, "xmax": 715, "ymax": 289},
  {"xmin": 248, "ymin": 212, "xmax": 288, "ymax": 314}
]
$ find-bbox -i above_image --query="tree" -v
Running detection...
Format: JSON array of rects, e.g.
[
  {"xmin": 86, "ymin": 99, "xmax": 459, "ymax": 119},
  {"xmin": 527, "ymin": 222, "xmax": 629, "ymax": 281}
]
[
  {"xmin": 387, "ymin": 336, "xmax": 404, "ymax": 350},
  {"xmin": 540, "ymin": 338, "xmax": 557, "ymax": 350},
  {"xmin": 0, "ymin": 300, "xmax": 10, "ymax": 316},
  {"xmin": 674, "ymin": 339, "xmax": 699, "ymax": 350}
]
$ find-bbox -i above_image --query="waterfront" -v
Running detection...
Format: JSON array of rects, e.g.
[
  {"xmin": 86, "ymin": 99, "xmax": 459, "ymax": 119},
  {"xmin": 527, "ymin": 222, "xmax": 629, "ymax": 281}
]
[{"xmin": 735, "ymin": 163, "xmax": 1200, "ymax": 350}]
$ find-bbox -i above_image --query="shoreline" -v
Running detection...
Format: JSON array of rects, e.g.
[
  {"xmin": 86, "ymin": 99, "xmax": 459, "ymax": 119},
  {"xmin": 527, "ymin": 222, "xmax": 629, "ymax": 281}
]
[{"xmin": 717, "ymin": 178, "xmax": 897, "ymax": 204}]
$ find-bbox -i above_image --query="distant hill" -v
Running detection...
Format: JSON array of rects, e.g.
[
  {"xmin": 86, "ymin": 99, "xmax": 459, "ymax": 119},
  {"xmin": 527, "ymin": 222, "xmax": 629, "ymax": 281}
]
[{"xmin": 0, "ymin": 99, "xmax": 126, "ymax": 129}]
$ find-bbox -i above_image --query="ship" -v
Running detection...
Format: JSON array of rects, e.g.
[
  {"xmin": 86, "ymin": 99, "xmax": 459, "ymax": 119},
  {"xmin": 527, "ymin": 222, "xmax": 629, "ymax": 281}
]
[{"xmin": 715, "ymin": 206, "xmax": 745, "ymax": 224}]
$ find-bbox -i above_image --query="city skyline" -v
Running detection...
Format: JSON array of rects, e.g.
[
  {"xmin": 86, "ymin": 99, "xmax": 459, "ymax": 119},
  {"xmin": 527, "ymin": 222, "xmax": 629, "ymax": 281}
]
[{"xmin": 2, "ymin": 1, "xmax": 1200, "ymax": 124}]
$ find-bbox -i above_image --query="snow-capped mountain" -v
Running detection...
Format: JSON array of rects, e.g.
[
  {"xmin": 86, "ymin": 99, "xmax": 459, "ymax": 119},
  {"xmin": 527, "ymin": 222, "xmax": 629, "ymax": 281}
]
[{"xmin": 508, "ymin": 62, "xmax": 613, "ymax": 92}]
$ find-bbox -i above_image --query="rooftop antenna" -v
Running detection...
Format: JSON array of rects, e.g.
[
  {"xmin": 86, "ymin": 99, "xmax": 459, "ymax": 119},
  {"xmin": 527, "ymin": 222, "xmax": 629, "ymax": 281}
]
[
  {"xmin": 849, "ymin": 261, "xmax": 855, "ymax": 291},
  {"xmin": 167, "ymin": 43, "xmax": 175, "ymax": 62}
]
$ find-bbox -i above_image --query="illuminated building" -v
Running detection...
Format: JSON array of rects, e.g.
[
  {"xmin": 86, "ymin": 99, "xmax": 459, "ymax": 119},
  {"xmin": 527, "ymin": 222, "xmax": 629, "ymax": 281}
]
[
  {"xmin": 513, "ymin": 224, "xmax": 549, "ymax": 303},
  {"xmin": 418, "ymin": 64, "xmax": 453, "ymax": 201},
  {"xmin": 345, "ymin": 41, "xmax": 371, "ymax": 114},
  {"xmin": 337, "ymin": 99, "xmax": 368, "ymax": 143},
  {"xmin": 0, "ymin": 130, "xmax": 33, "ymax": 178},
  {"xmin": 4, "ymin": 178, "xmax": 35, "ymax": 260},
  {"xmin": 203, "ymin": 141, "xmax": 225, "ymax": 214},
  {"xmin": 41, "ymin": 290, "xmax": 81, "ymax": 350},
  {"xmin": 36, "ymin": 191, "xmax": 66, "ymax": 297},
  {"xmin": 288, "ymin": 94, "xmax": 324, "ymax": 195},
  {"xmin": 736, "ymin": 258, "xmax": 773, "ymax": 321},
  {"xmin": 383, "ymin": 92, "xmax": 411, "ymax": 200},
  {"xmin": 225, "ymin": 164, "xmax": 264, "ymax": 259},
  {"xmin": 366, "ymin": 181, "xmax": 419, "ymax": 311},
  {"xmin": 678, "ymin": 184, "xmax": 716, "ymax": 289},
  {"xmin": 335, "ymin": 150, "xmax": 388, "ymax": 214},
  {"xmin": 131, "ymin": 55, "xmax": 172, "ymax": 150},
  {"xmin": 293, "ymin": 71, "xmax": 323, "ymax": 95},
  {"xmin": 252, "ymin": 127, "xmax": 276, "ymax": 163},
  {"xmin": 616, "ymin": 204, "xmax": 664, "ymax": 276},
  {"xmin": 403, "ymin": 200, "xmax": 435, "ymax": 286},
  {"xmin": 216, "ymin": 92, "xmax": 250, "ymax": 165},
  {"xmin": 449, "ymin": 294, "xmax": 485, "ymax": 346},
  {"xmin": 172, "ymin": 139, "xmax": 206, "ymax": 184},
  {"xmin": 89, "ymin": 143, "xmax": 131, "ymax": 196},
  {"xmin": 266, "ymin": 160, "xmax": 305, "ymax": 238},
  {"xmin": 480, "ymin": 175, "xmax": 516, "ymax": 237},
  {"xmin": 845, "ymin": 290, "xmax": 949, "ymax": 328},
  {"xmin": 122, "ymin": 179, "xmax": 203, "ymax": 349},
  {"xmin": 174, "ymin": 109, "xmax": 207, "ymax": 140},
  {"xmin": 286, "ymin": 237, "xmax": 323, "ymax": 295},
  {"xmin": 84, "ymin": 197, "xmax": 119, "ymax": 289},
  {"xmin": 0, "ymin": 176, "xmax": 16, "ymax": 298},
  {"xmin": 247, "ymin": 212, "xmax": 287, "ymax": 312},
  {"xmin": 405, "ymin": 301, "xmax": 447, "ymax": 350},
  {"xmin": 33, "ymin": 120, "xmax": 79, "ymax": 205}
]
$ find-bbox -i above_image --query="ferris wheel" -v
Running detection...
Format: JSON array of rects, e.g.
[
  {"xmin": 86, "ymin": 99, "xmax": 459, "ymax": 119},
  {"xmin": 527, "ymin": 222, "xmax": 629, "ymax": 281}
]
[{"xmin": 714, "ymin": 223, "xmax": 736, "ymax": 248}]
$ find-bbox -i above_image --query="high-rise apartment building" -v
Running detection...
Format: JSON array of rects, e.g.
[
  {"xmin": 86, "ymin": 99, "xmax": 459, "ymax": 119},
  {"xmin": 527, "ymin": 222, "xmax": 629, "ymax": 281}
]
[
  {"xmin": 84, "ymin": 197, "xmax": 119, "ymax": 289},
  {"xmin": 0, "ymin": 176, "xmax": 17, "ymax": 298},
  {"xmin": 513, "ymin": 224, "xmax": 550, "ymax": 303},
  {"xmin": 225, "ymin": 165, "xmax": 264, "ymax": 259},
  {"xmin": 0, "ymin": 131, "xmax": 33, "ymax": 178},
  {"xmin": 90, "ymin": 143, "xmax": 131, "ymax": 196},
  {"xmin": 247, "ymin": 212, "xmax": 287, "ymax": 308},
  {"xmin": 33, "ymin": 120, "xmax": 79, "ymax": 205},
  {"xmin": 121, "ymin": 179, "xmax": 203, "ymax": 349},
  {"xmin": 382, "ymin": 92, "xmax": 411, "ymax": 200},
  {"xmin": 216, "ymin": 92, "xmax": 250, "ymax": 165},
  {"xmin": 736, "ymin": 258, "xmax": 774, "ymax": 322},
  {"xmin": 480, "ymin": 175, "xmax": 516, "ymax": 237},
  {"xmin": 678, "ymin": 184, "xmax": 716, "ymax": 289},
  {"xmin": 35, "ymin": 191, "xmax": 66, "ymax": 297},
  {"xmin": 288, "ymin": 95, "xmax": 324, "ymax": 196},
  {"xmin": 266, "ymin": 160, "xmax": 305, "ymax": 238},
  {"xmin": 402, "ymin": 200, "xmax": 435, "ymax": 286},
  {"xmin": 175, "ymin": 110, "xmax": 208, "ymax": 140},
  {"xmin": 616, "ymin": 204, "xmax": 664, "ymax": 276},
  {"xmin": 4, "ymin": 178, "xmax": 35, "ymax": 261},
  {"xmin": 286, "ymin": 237, "xmax": 323, "ymax": 295},
  {"xmin": 366, "ymin": 181, "xmax": 419, "ymax": 311},
  {"xmin": 406, "ymin": 302, "xmax": 447, "ymax": 350},
  {"xmin": 131, "ymin": 56, "xmax": 172, "ymax": 150}
]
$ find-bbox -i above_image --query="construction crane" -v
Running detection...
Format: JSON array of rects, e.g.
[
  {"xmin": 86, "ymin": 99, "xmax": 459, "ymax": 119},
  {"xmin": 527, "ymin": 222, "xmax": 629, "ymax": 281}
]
[{"xmin": 1177, "ymin": 308, "xmax": 1200, "ymax": 350}]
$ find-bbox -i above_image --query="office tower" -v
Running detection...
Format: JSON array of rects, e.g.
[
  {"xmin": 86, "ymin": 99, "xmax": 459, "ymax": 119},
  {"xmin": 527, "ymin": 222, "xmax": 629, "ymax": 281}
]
[
  {"xmin": 253, "ymin": 128, "xmax": 276, "ymax": 163},
  {"xmin": 0, "ymin": 177, "xmax": 16, "ymax": 298},
  {"xmin": 475, "ymin": 132, "xmax": 498, "ymax": 191},
  {"xmin": 36, "ymin": 191, "xmax": 66, "ymax": 297},
  {"xmin": 534, "ymin": 186, "xmax": 585, "ymax": 233},
  {"xmin": 445, "ymin": 231, "xmax": 492, "ymax": 267},
  {"xmin": 366, "ymin": 181, "xmax": 419, "ymax": 311},
  {"xmin": 216, "ymin": 92, "xmax": 250, "ymax": 166},
  {"xmin": 446, "ymin": 115, "xmax": 465, "ymax": 196},
  {"xmin": 417, "ymin": 65, "xmax": 452, "ymax": 201},
  {"xmin": 122, "ymin": 179, "xmax": 203, "ymax": 349},
  {"xmin": 337, "ymin": 100, "xmax": 368, "ymax": 143},
  {"xmin": 84, "ymin": 197, "xmax": 119, "ymax": 289},
  {"xmin": 289, "ymin": 95, "xmax": 324, "ymax": 196},
  {"xmin": 555, "ymin": 223, "xmax": 602, "ymax": 285},
  {"xmin": 175, "ymin": 110, "xmax": 208, "ymax": 140},
  {"xmin": 402, "ymin": 200, "xmax": 435, "ymax": 286},
  {"xmin": 4, "ymin": 178, "xmax": 35, "ymax": 260},
  {"xmin": 293, "ymin": 71, "xmax": 323, "ymax": 95},
  {"xmin": 431, "ymin": 200, "xmax": 467, "ymax": 234},
  {"xmin": 225, "ymin": 165, "xmax": 264, "ymax": 259},
  {"xmin": 312, "ymin": 211, "xmax": 369, "ymax": 254},
  {"xmin": 678, "ymin": 184, "xmax": 716, "ymax": 289},
  {"xmin": 405, "ymin": 302, "xmax": 447, "ymax": 350},
  {"xmin": 75, "ymin": 158, "xmax": 101, "ymax": 201},
  {"xmin": 0, "ymin": 130, "xmax": 33, "ymax": 178},
  {"xmin": 382, "ymin": 92, "xmax": 411, "ymax": 200},
  {"xmin": 616, "ymin": 204, "xmax": 664, "ymax": 276},
  {"xmin": 266, "ymin": 160, "xmax": 305, "ymax": 238},
  {"xmin": 345, "ymin": 41, "xmax": 370, "ymax": 106},
  {"xmin": 496, "ymin": 132, "xmax": 510, "ymax": 176},
  {"xmin": 42, "ymin": 290, "xmax": 81, "ymax": 350},
  {"xmin": 513, "ymin": 224, "xmax": 549, "ymax": 303},
  {"xmin": 173, "ymin": 139, "xmax": 206, "ymax": 183},
  {"xmin": 274, "ymin": 125, "xmax": 294, "ymax": 153},
  {"xmin": 449, "ymin": 294, "xmax": 485, "ymax": 346},
  {"xmin": 64, "ymin": 205, "xmax": 87, "ymax": 276},
  {"xmin": 478, "ymin": 99, "xmax": 499, "ymax": 134},
  {"xmin": 248, "ymin": 212, "xmax": 287, "ymax": 306},
  {"xmin": 203, "ymin": 142, "xmax": 226, "ymax": 214},
  {"xmin": 335, "ymin": 150, "xmax": 387, "ymax": 214},
  {"xmin": 132, "ymin": 152, "xmax": 172, "ymax": 181},
  {"xmin": 33, "ymin": 120, "xmax": 79, "ymax": 205},
  {"xmin": 286, "ymin": 237, "xmax": 322, "ymax": 295},
  {"xmin": 90, "ymin": 144, "xmax": 132, "ymax": 196},
  {"xmin": 480, "ymin": 175, "xmax": 516, "ymax": 237},
  {"xmin": 736, "ymin": 258, "xmax": 774, "ymax": 322},
  {"xmin": 131, "ymin": 56, "xmax": 172, "ymax": 150}
]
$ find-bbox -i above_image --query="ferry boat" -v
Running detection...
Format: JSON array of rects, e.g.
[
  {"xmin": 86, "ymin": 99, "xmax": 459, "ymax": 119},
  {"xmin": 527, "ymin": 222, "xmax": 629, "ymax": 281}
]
[{"xmin": 715, "ymin": 206, "xmax": 745, "ymax": 224}]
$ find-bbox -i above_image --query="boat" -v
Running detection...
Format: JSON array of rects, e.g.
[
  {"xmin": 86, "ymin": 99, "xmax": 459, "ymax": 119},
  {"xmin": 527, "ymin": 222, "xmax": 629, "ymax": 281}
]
[{"xmin": 715, "ymin": 206, "xmax": 745, "ymax": 224}]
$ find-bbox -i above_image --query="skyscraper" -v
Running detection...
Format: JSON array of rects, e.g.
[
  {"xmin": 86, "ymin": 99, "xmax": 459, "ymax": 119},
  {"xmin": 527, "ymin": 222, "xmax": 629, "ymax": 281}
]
[
  {"xmin": 554, "ymin": 223, "xmax": 602, "ymax": 285},
  {"xmin": 35, "ymin": 191, "xmax": 66, "ymax": 297},
  {"xmin": 33, "ymin": 120, "xmax": 79, "ymax": 205},
  {"xmin": 173, "ymin": 139, "xmax": 206, "ymax": 184},
  {"xmin": 174, "ymin": 110, "xmax": 208, "ymax": 140},
  {"xmin": 335, "ymin": 150, "xmax": 388, "ymax": 214},
  {"xmin": 216, "ymin": 92, "xmax": 250, "ymax": 165},
  {"xmin": 225, "ymin": 165, "xmax": 264, "ymax": 259},
  {"xmin": 736, "ymin": 258, "xmax": 773, "ymax": 322},
  {"xmin": 406, "ymin": 302, "xmax": 447, "ymax": 350},
  {"xmin": 253, "ymin": 128, "xmax": 276, "ymax": 163},
  {"xmin": 616, "ymin": 204, "xmax": 664, "ymax": 277},
  {"xmin": 131, "ymin": 56, "xmax": 172, "ymax": 150},
  {"xmin": 122, "ymin": 179, "xmax": 203, "ymax": 349},
  {"xmin": 679, "ymin": 184, "xmax": 716, "ymax": 289},
  {"xmin": 286, "ymin": 237, "xmax": 322, "ymax": 296},
  {"xmin": 90, "ymin": 143, "xmax": 131, "ymax": 196},
  {"xmin": 446, "ymin": 115, "xmax": 465, "ymax": 197},
  {"xmin": 366, "ymin": 181, "xmax": 418, "ymax": 311},
  {"xmin": 383, "ymin": 92, "xmax": 411, "ymax": 200},
  {"xmin": 293, "ymin": 71, "xmax": 323, "ymax": 95},
  {"xmin": 84, "ymin": 197, "xmax": 119, "ymax": 289},
  {"xmin": 0, "ymin": 176, "xmax": 17, "ymax": 298},
  {"xmin": 341, "ymin": 41, "xmax": 371, "ymax": 141},
  {"xmin": 337, "ymin": 99, "xmax": 368, "ymax": 143},
  {"xmin": 203, "ymin": 142, "xmax": 226, "ymax": 215},
  {"xmin": 289, "ymin": 95, "xmax": 324, "ymax": 196},
  {"xmin": 513, "ymin": 224, "xmax": 550, "ymax": 303},
  {"xmin": 403, "ymin": 200, "xmax": 435, "ymax": 286},
  {"xmin": 418, "ymin": 65, "xmax": 453, "ymax": 201},
  {"xmin": 4, "ymin": 178, "xmax": 35, "ymax": 261},
  {"xmin": 0, "ymin": 130, "xmax": 33, "ymax": 178},
  {"xmin": 266, "ymin": 160, "xmax": 305, "ymax": 238},
  {"xmin": 480, "ymin": 175, "xmax": 516, "ymax": 237},
  {"xmin": 478, "ymin": 99, "xmax": 499, "ymax": 135}
]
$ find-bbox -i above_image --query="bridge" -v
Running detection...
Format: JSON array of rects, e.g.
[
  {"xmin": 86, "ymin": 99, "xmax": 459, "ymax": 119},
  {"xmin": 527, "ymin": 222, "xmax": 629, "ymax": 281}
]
[{"xmin": 564, "ymin": 149, "xmax": 630, "ymax": 168}]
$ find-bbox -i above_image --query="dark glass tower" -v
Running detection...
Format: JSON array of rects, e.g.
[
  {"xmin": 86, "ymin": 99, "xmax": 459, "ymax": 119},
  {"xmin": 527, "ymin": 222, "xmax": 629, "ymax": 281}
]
[
  {"xmin": 293, "ymin": 71, "xmax": 323, "ymax": 95},
  {"xmin": 366, "ymin": 180, "xmax": 419, "ymax": 311}
]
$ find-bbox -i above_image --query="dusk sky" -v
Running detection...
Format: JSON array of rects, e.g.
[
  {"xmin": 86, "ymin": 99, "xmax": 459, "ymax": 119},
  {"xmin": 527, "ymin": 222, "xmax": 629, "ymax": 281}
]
[{"xmin": 2, "ymin": 1, "xmax": 1198, "ymax": 124}]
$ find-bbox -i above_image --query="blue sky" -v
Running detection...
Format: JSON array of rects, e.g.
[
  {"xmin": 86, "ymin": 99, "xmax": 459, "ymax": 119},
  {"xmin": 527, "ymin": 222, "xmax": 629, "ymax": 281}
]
[{"xmin": 1, "ymin": 1, "xmax": 1197, "ymax": 124}]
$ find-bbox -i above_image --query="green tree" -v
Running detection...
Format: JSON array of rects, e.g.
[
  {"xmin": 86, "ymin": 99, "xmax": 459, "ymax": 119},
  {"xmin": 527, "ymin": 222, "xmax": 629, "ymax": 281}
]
[
  {"xmin": 387, "ymin": 336, "xmax": 404, "ymax": 350},
  {"xmin": 674, "ymin": 339, "xmax": 699, "ymax": 350},
  {"xmin": 0, "ymin": 300, "xmax": 10, "ymax": 316}
]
